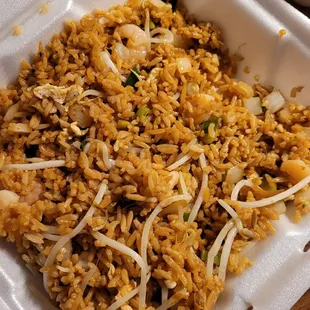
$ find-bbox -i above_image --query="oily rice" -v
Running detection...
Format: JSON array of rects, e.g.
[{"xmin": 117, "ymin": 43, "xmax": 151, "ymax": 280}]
[{"xmin": 0, "ymin": 0, "xmax": 310, "ymax": 309}]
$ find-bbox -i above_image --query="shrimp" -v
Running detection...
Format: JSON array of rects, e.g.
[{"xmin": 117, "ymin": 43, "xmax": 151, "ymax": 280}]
[
  {"xmin": 23, "ymin": 182, "xmax": 44, "ymax": 205},
  {"xmin": 116, "ymin": 24, "xmax": 148, "ymax": 60}
]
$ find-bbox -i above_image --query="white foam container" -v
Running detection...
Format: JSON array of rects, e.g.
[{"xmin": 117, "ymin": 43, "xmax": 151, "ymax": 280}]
[{"xmin": 0, "ymin": 0, "xmax": 309, "ymax": 309}]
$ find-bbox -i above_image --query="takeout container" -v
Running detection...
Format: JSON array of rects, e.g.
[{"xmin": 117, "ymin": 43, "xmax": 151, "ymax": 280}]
[{"xmin": 0, "ymin": 0, "xmax": 309, "ymax": 309}]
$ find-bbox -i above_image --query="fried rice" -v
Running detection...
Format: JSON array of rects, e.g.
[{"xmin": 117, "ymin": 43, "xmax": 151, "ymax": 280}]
[{"xmin": 0, "ymin": 0, "xmax": 310, "ymax": 309}]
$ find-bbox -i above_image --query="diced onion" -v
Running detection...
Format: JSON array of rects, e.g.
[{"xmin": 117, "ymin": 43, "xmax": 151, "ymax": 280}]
[
  {"xmin": 150, "ymin": 28, "xmax": 174, "ymax": 44},
  {"xmin": 176, "ymin": 58, "xmax": 192, "ymax": 73},
  {"xmin": 263, "ymin": 91, "xmax": 285, "ymax": 113},
  {"xmin": 269, "ymin": 201, "xmax": 287, "ymax": 215},
  {"xmin": 187, "ymin": 82, "xmax": 199, "ymax": 94},
  {"xmin": 0, "ymin": 190, "xmax": 20, "ymax": 209},
  {"xmin": 244, "ymin": 97, "xmax": 262, "ymax": 115},
  {"xmin": 148, "ymin": 0, "xmax": 168, "ymax": 7},
  {"xmin": 226, "ymin": 166, "xmax": 243, "ymax": 185}
]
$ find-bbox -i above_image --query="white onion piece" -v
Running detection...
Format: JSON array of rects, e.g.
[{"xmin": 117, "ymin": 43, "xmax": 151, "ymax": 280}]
[
  {"xmin": 148, "ymin": 0, "xmax": 168, "ymax": 7},
  {"xmin": 244, "ymin": 97, "xmax": 263, "ymax": 115},
  {"xmin": 176, "ymin": 58, "xmax": 192, "ymax": 73},
  {"xmin": 263, "ymin": 91, "xmax": 285, "ymax": 113},
  {"xmin": 226, "ymin": 166, "xmax": 244, "ymax": 185},
  {"xmin": 0, "ymin": 190, "xmax": 19, "ymax": 209},
  {"xmin": 150, "ymin": 28, "xmax": 174, "ymax": 44},
  {"xmin": 269, "ymin": 201, "xmax": 287, "ymax": 215}
]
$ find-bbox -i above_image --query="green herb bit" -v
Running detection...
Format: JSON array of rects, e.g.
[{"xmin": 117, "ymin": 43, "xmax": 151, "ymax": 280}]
[
  {"xmin": 117, "ymin": 120, "xmax": 129, "ymax": 129},
  {"xmin": 149, "ymin": 20, "xmax": 156, "ymax": 30},
  {"xmin": 202, "ymin": 119, "xmax": 219, "ymax": 144},
  {"xmin": 202, "ymin": 119, "xmax": 218, "ymax": 133},
  {"xmin": 201, "ymin": 249, "xmax": 208, "ymax": 261},
  {"xmin": 214, "ymin": 253, "xmax": 222, "ymax": 266},
  {"xmin": 183, "ymin": 212, "xmax": 190, "ymax": 221},
  {"xmin": 136, "ymin": 106, "xmax": 150, "ymax": 123},
  {"xmin": 125, "ymin": 66, "xmax": 141, "ymax": 87},
  {"xmin": 80, "ymin": 140, "xmax": 87, "ymax": 151}
]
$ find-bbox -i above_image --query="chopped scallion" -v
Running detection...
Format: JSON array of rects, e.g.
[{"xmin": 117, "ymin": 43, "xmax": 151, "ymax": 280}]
[
  {"xmin": 183, "ymin": 212, "xmax": 190, "ymax": 221},
  {"xmin": 202, "ymin": 119, "xmax": 218, "ymax": 133},
  {"xmin": 149, "ymin": 20, "xmax": 156, "ymax": 30},
  {"xmin": 80, "ymin": 140, "xmax": 87, "ymax": 151},
  {"xmin": 117, "ymin": 120, "xmax": 129, "ymax": 129},
  {"xmin": 125, "ymin": 66, "xmax": 141, "ymax": 87},
  {"xmin": 202, "ymin": 119, "xmax": 219, "ymax": 144},
  {"xmin": 136, "ymin": 106, "xmax": 150, "ymax": 123},
  {"xmin": 214, "ymin": 252, "xmax": 222, "ymax": 266},
  {"xmin": 201, "ymin": 249, "xmax": 208, "ymax": 261}
]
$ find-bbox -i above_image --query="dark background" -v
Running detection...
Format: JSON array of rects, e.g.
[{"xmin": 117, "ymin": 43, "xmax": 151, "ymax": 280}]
[{"xmin": 286, "ymin": 0, "xmax": 310, "ymax": 16}]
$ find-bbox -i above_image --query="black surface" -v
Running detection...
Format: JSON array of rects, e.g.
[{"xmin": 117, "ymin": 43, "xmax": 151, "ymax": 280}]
[{"xmin": 286, "ymin": 0, "xmax": 310, "ymax": 17}]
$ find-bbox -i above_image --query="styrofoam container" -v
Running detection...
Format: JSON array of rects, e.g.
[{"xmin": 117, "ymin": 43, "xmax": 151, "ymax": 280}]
[{"xmin": 0, "ymin": 0, "xmax": 309, "ymax": 309}]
